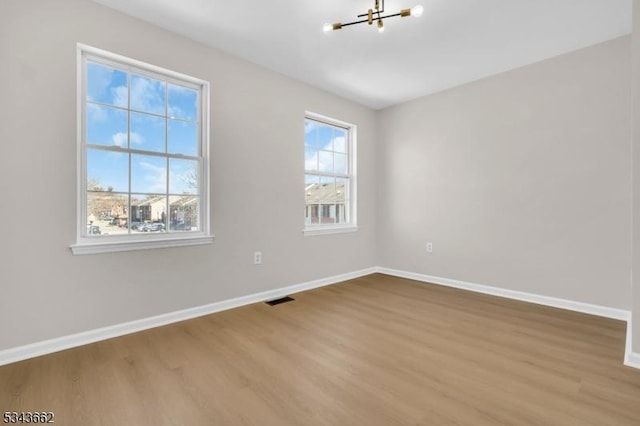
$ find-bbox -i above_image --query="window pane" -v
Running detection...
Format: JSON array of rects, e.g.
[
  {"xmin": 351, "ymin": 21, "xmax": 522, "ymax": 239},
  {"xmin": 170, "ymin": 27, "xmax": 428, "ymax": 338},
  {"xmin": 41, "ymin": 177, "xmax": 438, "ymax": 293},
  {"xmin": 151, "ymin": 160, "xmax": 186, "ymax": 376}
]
[
  {"xmin": 170, "ymin": 196, "xmax": 199, "ymax": 231},
  {"xmin": 320, "ymin": 204, "xmax": 337, "ymax": 225},
  {"xmin": 131, "ymin": 194, "xmax": 167, "ymax": 231},
  {"xmin": 334, "ymin": 153, "xmax": 348, "ymax": 174},
  {"xmin": 335, "ymin": 177, "xmax": 348, "ymax": 204},
  {"xmin": 305, "ymin": 174, "xmax": 320, "ymax": 203},
  {"xmin": 319, "ymin": 150, "xmax": 332, "ymax": 172},
  {"xmin": 87, "ymin": 149, "xmax": 128, "ymax": 192},
  {"xmin": 130, "ymin": 75, "xmax": 165, "ymax": 115},
  {"xmin": 130, "ymin": 194, "xmax": 149, "ymax": 224},
  {"xmin": 131, "ymin": 155, "xmax": 167, "ymax": 194},
  {"xmin": 168, "ymin": 84, "xmax": 197, "ymax": 121},
  {"xmin": 336, "ymin": 204, "xmax": 346, "ymax": 224},
  {"xmin": 170, "ymin": 159, "xmax": 198, "ymax": 195},
  {"xmin": 318, "ymin": 126, "xmax": 333, "ymax": 151},
  {"xmin": 86, "ymin": 192, "xmax": 129, "ymax": 236},
  {"xmin": 305, "ymin": 147, "xmax": 318, "ymax": 171},
  {"xmin": 333, "ymin": 129, "xmax": 347, "ymax": 153},
  {"xmin": 168, "ymin": 120, "xmax": 197, "ymax": 156},
  {"xmin": 86, "ymin": 62, "xmax": 127, "ymax": 108},
  {"xmin": 305, "ymin": 120, "xmax": 319, "ymax": 147},
  {"xmin": 86, "ymin": 104, "xmax": 128, "ymax": 147},
  {"xmin": 306, "ymin": 204, "xmax": 319, "ymax": 225},
  {"xmin": 131, "ymin": 112, "xmax": 165, "ymax": 153},
  {"xmin": 319, "ymin": 176, "xmax": 336, "ymax": 202}
]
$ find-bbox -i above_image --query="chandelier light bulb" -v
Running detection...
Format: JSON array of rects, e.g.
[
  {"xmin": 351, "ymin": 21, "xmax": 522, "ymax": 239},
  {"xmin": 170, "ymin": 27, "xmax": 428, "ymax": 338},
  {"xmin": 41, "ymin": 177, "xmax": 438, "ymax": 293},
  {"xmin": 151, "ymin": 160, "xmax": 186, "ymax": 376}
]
[
  {"xmin": 411, "ymin": 5, "xmax": 424, "ymax": 17},
  {"xmin": 377, "ymin": 19, "xmax": 385, "ymax": 33},
  {"xmin": 323, "ymin": 22, "xmax": 333, "ymax": 32}
]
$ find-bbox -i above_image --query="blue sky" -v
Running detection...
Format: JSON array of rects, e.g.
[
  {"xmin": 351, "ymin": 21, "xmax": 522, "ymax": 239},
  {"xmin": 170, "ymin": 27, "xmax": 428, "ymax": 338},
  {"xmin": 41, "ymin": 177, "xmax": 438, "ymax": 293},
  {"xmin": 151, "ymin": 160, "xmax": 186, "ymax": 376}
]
[
  {"xmin": 86, "ymin": 62, "xmax": 199, "ymax": 196},
  {"xmin": 304, "ymin": 120, "xmax": 348, "ymax": 193}
]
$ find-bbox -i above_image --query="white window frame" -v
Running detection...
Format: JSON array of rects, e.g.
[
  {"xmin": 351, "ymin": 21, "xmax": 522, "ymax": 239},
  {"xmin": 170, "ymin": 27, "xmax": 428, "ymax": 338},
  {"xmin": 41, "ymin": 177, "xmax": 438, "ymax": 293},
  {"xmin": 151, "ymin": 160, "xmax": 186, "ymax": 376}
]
[
  {"xmin": 303, "ymin": 111, "xmax": 357, "ymax": 236},
  {"xmin": 71, "ymin": 44, "xmax": 213, "ymax": 255}
]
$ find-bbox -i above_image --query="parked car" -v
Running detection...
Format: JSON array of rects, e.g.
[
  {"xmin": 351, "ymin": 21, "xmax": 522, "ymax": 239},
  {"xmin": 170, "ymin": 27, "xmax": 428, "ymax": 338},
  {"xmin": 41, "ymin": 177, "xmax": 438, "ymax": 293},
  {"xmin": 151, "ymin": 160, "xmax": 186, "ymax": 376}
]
[
  {"xmin": 109, "ymin": 217, "xmax": 127, "ymax": 227},
  {"xmin": 170, "ymin": 220, "xmax": 191, "ymax": 231},
  {"xmin": 141, "ymin": 222, "xmax": 165, "ymax": 232}
]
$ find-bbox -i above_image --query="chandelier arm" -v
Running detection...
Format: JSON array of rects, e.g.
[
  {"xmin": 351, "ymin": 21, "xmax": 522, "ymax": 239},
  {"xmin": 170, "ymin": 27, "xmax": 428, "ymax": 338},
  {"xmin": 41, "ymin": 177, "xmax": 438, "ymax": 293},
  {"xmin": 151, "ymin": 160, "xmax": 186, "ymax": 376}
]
[
  {"xmin": 340, "ymin": 18, "xmax": 373, "ymax": 27},
  {"xmin": 380, "ymin": 12, "xmax": 402, "ymax": 19}
]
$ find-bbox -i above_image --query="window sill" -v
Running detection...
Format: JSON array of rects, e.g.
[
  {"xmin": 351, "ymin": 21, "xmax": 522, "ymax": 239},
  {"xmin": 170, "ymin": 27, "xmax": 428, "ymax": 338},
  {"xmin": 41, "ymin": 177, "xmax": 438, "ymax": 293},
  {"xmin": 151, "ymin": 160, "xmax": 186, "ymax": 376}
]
[
  {"xmin": 303, "ymin": 225, "xmax": 358, "ymax": 237},
  {"xmin": 71, "ymin": 234, "xmax": 214, "ymax": 255}
]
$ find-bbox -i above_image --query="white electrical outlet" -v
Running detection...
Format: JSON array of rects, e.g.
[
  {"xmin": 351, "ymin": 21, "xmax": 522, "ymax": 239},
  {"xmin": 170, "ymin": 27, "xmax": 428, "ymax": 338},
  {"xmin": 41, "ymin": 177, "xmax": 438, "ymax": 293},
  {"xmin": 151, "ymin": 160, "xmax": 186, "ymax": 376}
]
[
  {"xmin": 426, "ymin": 242, "xmax": 433, "ymax": 253},
  {"xmin": 254, "ymin": 251, "xmax": 262, "ymax": 265}
]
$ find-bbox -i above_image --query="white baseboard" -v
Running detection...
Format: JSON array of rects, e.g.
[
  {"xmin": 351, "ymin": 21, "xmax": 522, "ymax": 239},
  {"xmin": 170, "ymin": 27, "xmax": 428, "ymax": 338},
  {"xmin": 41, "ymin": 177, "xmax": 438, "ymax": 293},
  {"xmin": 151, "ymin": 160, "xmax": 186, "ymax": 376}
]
[
  {"xmin": 625, "ymin": 319, "xmax": 640, "ymax": 369},
  {"xmin": 375, "ymin": 267, "xmax": 630, "ymax": 321},
  {"xmin": 0, "ymin": 267, "xmax": 377, "ymax": 367},
  {"xmin": 627, "ymin": 351, "xmax": 640, "ymax": 369}
]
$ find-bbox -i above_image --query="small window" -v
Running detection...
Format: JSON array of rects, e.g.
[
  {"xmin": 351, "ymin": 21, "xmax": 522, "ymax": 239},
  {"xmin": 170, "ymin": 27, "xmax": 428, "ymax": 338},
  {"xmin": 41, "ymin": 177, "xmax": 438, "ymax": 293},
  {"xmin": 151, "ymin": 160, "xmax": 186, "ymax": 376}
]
[
  {"xmin": 304, "ymin": 113, "xmax": 357, "ymax": 235},
  {"xmin": 72, "ymin": 44, "xmax": 212, "ymax": 254}
]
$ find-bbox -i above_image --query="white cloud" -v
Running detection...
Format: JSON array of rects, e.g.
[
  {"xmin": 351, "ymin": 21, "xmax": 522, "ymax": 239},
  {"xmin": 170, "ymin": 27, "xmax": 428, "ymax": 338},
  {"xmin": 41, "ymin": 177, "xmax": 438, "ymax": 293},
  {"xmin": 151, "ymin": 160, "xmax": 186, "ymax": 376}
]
[
  {"xmin": 140, "ymin": 161, "xmax": 165, "ymax": 173},
  {"xmin": 111, "ymin": 85, "xmax": 128, "ymax": 108},
  {"xmin": 318, "ymin": 150, "xmax": 333, "ymax": 172},
  {"xmin": 168, "ymin": 105, "xmax": 185, "ymax": 119},
  {"xmin": 111, "ymin": 131, "xmax": 144, "ymax": 147},
  {"xmin": 112, "ymin": 132, "xmax": 127, "ymax": 147},
  {"xmin": 305, "ymin": 147, "xmax": 333, "ymax": 172},
  {"xmin": 332, "ymin": 136, "xmax": 346, "ymax": 152},
  {"xmin": 305, "ymin": 151, "xmax": 318, "ymax": 171},
  {"xmin": 130, "ymin": 132, "xmax": 144, "ymax": 145},
  {"xmin": 131, "ymin": 76, "xmax": 165, "ymax": 114}
]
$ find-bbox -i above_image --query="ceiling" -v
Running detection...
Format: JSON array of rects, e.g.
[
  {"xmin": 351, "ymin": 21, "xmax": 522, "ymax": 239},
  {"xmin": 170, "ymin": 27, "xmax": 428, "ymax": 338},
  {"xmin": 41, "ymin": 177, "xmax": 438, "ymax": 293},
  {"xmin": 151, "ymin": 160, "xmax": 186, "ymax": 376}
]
[{"xmin": 91, "ymin": 0, "xmax": 632, "ymax": 110}]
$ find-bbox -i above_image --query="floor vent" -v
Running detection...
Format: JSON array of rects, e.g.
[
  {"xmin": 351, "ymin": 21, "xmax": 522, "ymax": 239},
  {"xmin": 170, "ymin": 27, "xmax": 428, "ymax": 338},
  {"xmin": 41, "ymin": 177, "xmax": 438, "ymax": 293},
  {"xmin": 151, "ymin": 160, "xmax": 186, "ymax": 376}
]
[{"xmin": 266, "ymin": 296, "xmax": 295, "ymax": 306}]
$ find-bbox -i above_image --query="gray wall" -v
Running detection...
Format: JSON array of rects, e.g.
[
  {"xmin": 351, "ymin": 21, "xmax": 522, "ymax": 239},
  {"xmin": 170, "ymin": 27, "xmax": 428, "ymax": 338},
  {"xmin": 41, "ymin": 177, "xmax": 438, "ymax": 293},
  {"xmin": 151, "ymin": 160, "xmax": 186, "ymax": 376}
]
[
  {"xmin": 377, "ymin": 36, "xmax": 633, "ymax": 309},
  {"xmin": 0, "ymin": 0, "xmax": 377, "ymax": 351}
]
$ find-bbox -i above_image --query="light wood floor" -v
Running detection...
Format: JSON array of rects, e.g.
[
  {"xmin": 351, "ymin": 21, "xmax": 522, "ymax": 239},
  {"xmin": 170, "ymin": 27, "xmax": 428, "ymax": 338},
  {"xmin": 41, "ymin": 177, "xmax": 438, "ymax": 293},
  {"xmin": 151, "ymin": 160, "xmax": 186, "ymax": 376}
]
[{"xmin": 2, "ymin": 273, "xmax": 640, "ymax": 425}]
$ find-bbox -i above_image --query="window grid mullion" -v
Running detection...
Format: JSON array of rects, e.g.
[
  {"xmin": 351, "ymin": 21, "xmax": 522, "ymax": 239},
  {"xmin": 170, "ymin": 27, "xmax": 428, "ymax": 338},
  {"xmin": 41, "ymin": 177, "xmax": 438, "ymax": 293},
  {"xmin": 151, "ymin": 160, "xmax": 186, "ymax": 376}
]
[
  {"xmin": 127, "ymin": 70, "xmax": 132, "ymax": 235},
  {"xmin": 165, "ymin": 81, "xmax": 170, "ymax": 232},
  {"xmin": 86, "ymin": 144, "xmax": 199, "ymax": 161},
  {"xmin": 304, "ymin": 171, "xmax": 350, "ymax": 179},
  {"xmin": 86, "ymin": 99, "xmax": 197, "ymax": 125}
]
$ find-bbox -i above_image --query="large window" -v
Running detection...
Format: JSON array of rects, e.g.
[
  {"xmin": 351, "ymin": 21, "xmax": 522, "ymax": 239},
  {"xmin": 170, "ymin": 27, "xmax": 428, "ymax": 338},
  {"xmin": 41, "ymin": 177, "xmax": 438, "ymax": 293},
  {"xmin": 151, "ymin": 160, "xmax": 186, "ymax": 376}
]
[
  {"xmin": 304, "ymin": 113, "xmax": 357, "ymax": 235},
  {"xmin": 72, "ymin": 45, "xmax": 212, "ymax": 254}
]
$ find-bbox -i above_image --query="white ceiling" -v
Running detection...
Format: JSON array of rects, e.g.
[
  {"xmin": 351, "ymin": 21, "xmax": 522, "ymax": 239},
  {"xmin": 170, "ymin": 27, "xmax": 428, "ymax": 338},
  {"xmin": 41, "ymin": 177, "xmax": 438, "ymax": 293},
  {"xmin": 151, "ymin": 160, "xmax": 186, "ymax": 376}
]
[{"xmin": 91, "ymin": 0, "xmax": 631, "ymax": 110}]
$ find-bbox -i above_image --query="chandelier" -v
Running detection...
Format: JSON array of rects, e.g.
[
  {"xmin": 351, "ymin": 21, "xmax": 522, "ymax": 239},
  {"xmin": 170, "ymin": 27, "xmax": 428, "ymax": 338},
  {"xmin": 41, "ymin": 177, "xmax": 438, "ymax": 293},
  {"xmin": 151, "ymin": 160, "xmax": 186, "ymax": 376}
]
[{"xmin": 323, "ymin": 0, "xmax": 423, "ymax": 33}]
